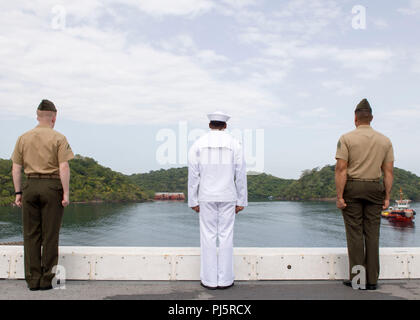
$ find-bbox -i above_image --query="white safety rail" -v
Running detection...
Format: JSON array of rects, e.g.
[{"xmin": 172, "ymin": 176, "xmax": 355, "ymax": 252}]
[{"xmin": 1, "ymin": 246, "xmax": 419, "ymax": 280}]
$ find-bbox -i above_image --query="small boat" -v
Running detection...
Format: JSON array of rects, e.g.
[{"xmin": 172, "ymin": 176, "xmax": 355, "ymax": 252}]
[{"xmin": 381, "ymin": 189, "xmax": 416, "ymax": 223}]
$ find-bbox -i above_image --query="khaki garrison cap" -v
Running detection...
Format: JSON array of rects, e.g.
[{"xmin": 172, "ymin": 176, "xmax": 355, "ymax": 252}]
[
  {"xmin": 355, "ymin": 99, "xmax": 372, "ymax": 113},
  {"xmin": 38, "ymin": 99, "xmax": 57, "ymax": 112}
]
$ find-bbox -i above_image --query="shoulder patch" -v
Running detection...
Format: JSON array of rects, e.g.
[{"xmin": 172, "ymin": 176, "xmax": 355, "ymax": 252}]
[{"xmin": 337, "ymin": 140, "xmax": 342, "ymax": 149}]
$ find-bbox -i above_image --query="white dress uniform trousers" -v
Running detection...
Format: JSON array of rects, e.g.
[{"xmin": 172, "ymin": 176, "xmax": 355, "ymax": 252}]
[{"xmin": 188, "ymin": 130, "xmax": 248, "ymax": 287}]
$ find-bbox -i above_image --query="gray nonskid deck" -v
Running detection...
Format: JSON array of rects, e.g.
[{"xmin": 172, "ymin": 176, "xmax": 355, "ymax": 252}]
[{"xmin": 1, "ymin": 279, "xmax": 420, "ymax": 300}]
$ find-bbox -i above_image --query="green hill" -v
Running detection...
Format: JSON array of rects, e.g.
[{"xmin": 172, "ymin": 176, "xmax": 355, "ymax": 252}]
[
  {"xmin": 280, "ymin": 165, "xmax": 420, "ymax": 201},
  {"xmin": 278, "ymin": 166, "xmax": 337, "ymax": 201},
  {"xmin": 128, "ymin": 169, "xmax": 293, "ymax": 201},
  {"xmin": 129, "ymin": 165, "xmax": 420, "ymax": 202},
  {"xmin": 0, "ymin": 156, "xmax": 151, "ymax": 206},
  {"xmin": 1, "ymin": 156, "xmax": 419, "ymax": 206},
  {"xmin": 0, "ymin": 160, "xmax": 15, "ymax": 206},
  {"xmin": 247, "ymin": 173, "xmax": 293, "ymax": 201},
  {"xmin": 129, "ymin": 167, "xmax": 188, "ymax": 198}
]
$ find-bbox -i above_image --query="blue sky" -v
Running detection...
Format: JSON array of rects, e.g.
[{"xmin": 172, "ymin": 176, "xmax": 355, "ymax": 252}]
[{"xmin": 1, "ymin": 0, "xmax": 420, "ymax": 178}]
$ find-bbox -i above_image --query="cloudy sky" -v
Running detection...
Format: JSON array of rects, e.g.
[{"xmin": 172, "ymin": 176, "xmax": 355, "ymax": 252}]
[{"xmin": 1, "ymin": 0, "xmax": 419, "ymax": 178}]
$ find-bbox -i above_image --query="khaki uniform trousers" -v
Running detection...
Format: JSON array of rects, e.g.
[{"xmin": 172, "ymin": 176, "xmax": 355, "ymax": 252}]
[
  {"xmin": 342, "ymin": 180, "xmax": 385, "ymax": 285},
  {"xmin": 22, "ymin": 178, "xmax": 64, "ymax": 289}
]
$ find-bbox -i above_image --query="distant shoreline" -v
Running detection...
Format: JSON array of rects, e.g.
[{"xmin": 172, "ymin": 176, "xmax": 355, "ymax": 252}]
[{"xmin": 3, "ymin": 198, "xmax": 419, "ymax": 208}]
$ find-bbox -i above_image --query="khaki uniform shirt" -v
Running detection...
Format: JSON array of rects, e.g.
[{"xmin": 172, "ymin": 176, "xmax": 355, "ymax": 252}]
[
  {"xmin": 335, "ymin": 125, "xmax": 394, "ymax": 180},
  {"xmin": 11, "ymin": 125, "xmax": 74, "ymax": 175}
]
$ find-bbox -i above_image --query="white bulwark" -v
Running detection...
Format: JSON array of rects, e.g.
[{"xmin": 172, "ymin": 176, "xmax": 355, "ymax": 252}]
[{"xmin": 1, "ymin": 246, "xmax": 419, "ymax": 280}]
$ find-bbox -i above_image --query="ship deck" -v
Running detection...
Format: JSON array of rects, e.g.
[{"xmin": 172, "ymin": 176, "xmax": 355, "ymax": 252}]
[{"xmin": 1, "ymin": 279, "xmax": 420, "ymax": 300}]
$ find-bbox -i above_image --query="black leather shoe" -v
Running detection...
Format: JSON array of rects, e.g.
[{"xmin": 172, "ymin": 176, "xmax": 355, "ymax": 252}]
[
  {"xmin": 218, "ymin": 282, "xmax": 234, "ymax": 290},
  {"xmin": 343, "ymin": 280, "xmax": 352, "ymax": 287},
  {"xmin": 366, "ymin": 284, "xmax": 377, "ymax": 290},
  {"xmin": 40, "ymin": 285, "xmax": 53, "ymax": 291},
  {"xmin": 29, "ymin": 287, "xmax": 40, "ymax": 291},
  {"xmin": 342, "ymin": 280, "xmax": 367, "ymax": 290},
  {"xmin": 200, "ymin": 282, "xmax": 217, "ymax": 290}
]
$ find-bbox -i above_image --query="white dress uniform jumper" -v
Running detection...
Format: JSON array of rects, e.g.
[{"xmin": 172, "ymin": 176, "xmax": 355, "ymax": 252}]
[{"xmin": 188, "ymin": 112, "xmax": 248, "ymax": 288}]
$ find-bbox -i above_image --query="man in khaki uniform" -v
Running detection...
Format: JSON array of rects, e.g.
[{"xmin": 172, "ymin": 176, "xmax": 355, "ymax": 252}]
[
  {"xmin": 11, "ymin": 99, "xmax": 74, "ymax": 291},
  {"xmin": 335, "ymin": 99, "xmax": 394, "ymax": 290}
]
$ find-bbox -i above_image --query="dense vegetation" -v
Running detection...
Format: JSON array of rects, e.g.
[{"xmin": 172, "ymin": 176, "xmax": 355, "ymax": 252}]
[
  {"xmin": 0, "ymin": 156, "xmax": 151, "ymax": 206},
  {"xmin": 280, "ymin": 165, "xmax": 420, "ymax": 201},
  {"xmin": 68, "ymin": 156, "xmax": 152, "ymax": 202},
  {"xmin": 129, "ymin": 167, "xmax": 188, "ymax": 198},
  {"xmin": 0, "ymin": 160, "xmax": 15, "ymax": 206},
  {"xmin": 130, "ymin": 165, "xmax": 420, "ymax": 202},
  {"xmin": 1, "ymin": 156, "xmax": 419, "ymax": 206},
  {"xmin": 246, "ymin": 173, "xmax": 293, "ymax": 201}
]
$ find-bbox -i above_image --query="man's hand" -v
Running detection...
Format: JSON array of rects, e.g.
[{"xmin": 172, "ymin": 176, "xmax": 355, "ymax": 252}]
[
  {"xmin": 62, "ymin": 192, "xmax": 70, "ymax": 207},
  {"xmin": 15, "ymin": 194, "xmax": 22, "ymax": 208},
  {"xmin": 191, "ymin": 205, "xmax": 200, "ymax": 213},
  {"xmin": 336, "ymin": 198, "xmax": 347, "ymax": 210},
  {"xmin": 235, "ymin": 206, "xmax": 244, "ymax": 214},
  {"xmin": 383, "ymin": 199, "xmax": 390, "ymax": 210}
]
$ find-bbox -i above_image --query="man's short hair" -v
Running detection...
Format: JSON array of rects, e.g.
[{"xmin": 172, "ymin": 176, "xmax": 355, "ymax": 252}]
[
  {"xmin": 355, "ymin": 109, "xmax": 373, "ymax": 122},
  {"xmin": 38, "ymin": 99, "xmax": 57, "ymax": 112},
  {"xmin": 37, "ymin": 110, "xmax": 56, "ymax": 119},
  {"xmin": 209, "ymin": 121, "xmax": 226, "ymax": 129}
]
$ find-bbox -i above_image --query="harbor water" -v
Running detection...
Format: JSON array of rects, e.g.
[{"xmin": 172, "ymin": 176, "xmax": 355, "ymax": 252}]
[{"xmin": 0, "ymin": 201, "xmax": 419, "ymax": 247}]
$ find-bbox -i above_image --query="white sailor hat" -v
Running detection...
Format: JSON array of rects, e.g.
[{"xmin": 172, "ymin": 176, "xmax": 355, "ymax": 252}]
[{"xmin": 207, "ymin": 111, "xmax": 231, "ymax": 122}]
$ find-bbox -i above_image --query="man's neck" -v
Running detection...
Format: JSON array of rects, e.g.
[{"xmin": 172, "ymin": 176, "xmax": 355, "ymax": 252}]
[
  {"xmin": 38, "ymin": 122, "xmax": 53, "ymax": 128},
  {"xmin": 356, "ymin": 122, "xmax": 371, "ymax": 128}
]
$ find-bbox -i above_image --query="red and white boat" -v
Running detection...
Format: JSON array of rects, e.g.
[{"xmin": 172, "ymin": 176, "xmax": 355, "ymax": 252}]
[{"xmin": 381, "ymin": 189, "xmax": 416, "ymax": 223}]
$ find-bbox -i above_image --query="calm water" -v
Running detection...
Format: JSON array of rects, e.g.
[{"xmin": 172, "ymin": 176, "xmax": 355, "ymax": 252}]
[{"xmin": 0, "ymin": 201, "xmax": 419, "ymax": 247}]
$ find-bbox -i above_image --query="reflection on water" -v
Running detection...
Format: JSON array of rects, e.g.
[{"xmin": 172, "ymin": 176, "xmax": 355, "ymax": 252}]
[{"xmin": 0, "ymin": 201, "xmax": 419, "ymax": 247}]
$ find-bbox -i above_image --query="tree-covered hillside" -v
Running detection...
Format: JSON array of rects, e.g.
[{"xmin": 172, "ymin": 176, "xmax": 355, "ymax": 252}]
[
  {"xmin": 129, "ymin": 167, "xmax": 189, "ymax": 198},
  {"xmin": 129, "ymin": 169, "xmax": 293, "ymax": 201},
  {"xmin": 276, "ymin": 165, "xmax": 420, "ymax": 201},
  {"xmin": 130, "ymin": 165, "xmax": 420, "ymax": 201},
  {"xmin": 279, "ymin": 166, "xmax": 337, "ymax": 200},
  {"xmin": 0, "ymin": 160, "xmax": 15, "ymax": 206},
  {"xmin": 0, "ymin": 156, "xmax": 151, "ymax": 206},
  {"xmin": 247, "ymin": 173, "xmax": 293, "ymax": 201},
  {"xmin": 69, "ymin": 156, "xmax": 152, "ymax": 202},
  {"xmin": 1, "ymin": 156, "xmax": 419, "ymax": 206}
]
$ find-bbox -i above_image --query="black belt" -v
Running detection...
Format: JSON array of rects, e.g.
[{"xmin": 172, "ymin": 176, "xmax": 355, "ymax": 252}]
[
  {"xmin": 27, "ymin": 174, "xmax": 60, "ymax": 180},
  {"xmin": 347, "ymin": 178, "xmax": 380, "ymax": 182}
]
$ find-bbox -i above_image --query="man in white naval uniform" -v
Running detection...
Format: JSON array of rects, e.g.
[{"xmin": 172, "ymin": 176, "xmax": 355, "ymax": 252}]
[{"xmin": 188, "ymin": 111, "xmax": 248, "ymax": 290}]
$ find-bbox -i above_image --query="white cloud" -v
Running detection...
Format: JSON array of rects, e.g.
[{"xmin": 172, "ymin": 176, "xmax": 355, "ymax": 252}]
[
  {"xmin": 231, "ymin": 2, "xmax": 394, "ymax": 80},
  {"xmin": 398, "ymin": 0, "xmax": 420, "ymax": 15},
  {"xmin": 220, "ymin": 0, "xmax": 258, "ymax": 9},
  {"xmin": 310, "ymin": 67, "xmax": 328, "ymax": 73},
  {"xmin": 298, "ymin": 107, "xmax": 329, "ymax": 118},
  {"xmin": 321, "ymin": 81, "xmax": 359, "ymax": 96},
  {"xmin": 0, "ymin": 4, "xmax": 280, "ymax": 126},
  {"xmin": 119, "ymin": 0, "xmax": 214, "ymax": 17},
  {"xmin": 0, "ymin": 1, "xmax": 416, "ymax": 130},
  {"xmin": 372, "ymin": 18, "xmax": 389, "ymax": 29},
  {"xmin": 331, "ymin": 48, "xmax": 395, "ymax": 79},
  {"xmin": 255, "ymin": 40, "xmax": 395, "ymax": 79},
  {"xmin": 158, "ymin": 34, "xmax": 228, "ymax": 64},
  {"xmin": 386, "ymin": 107, "xmax": 420, "ymax": 119},
  {"xmin": 412, "ymin": 51, "xmax": 420, "ymax": 73}
]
